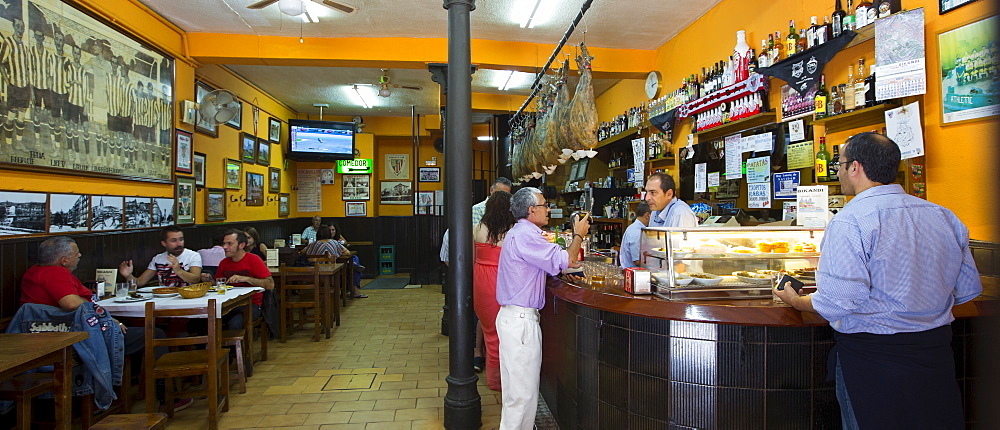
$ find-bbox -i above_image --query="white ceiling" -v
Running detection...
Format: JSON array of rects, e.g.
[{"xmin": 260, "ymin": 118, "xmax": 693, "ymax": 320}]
[{"xmin": 139, "ymin": 0, "xmax": 723, "ymax": 119}]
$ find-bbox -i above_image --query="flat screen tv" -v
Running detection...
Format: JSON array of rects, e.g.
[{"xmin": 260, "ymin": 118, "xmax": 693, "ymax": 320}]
[{"xmin": 286, "ymin": 119, "xmax": 356, "ymax": 161}]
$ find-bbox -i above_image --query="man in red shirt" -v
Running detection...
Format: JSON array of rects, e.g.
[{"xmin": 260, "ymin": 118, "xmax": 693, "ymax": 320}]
[{"xmin": 216, "ymin": 229, "xmax": 274, "ymax": 329}]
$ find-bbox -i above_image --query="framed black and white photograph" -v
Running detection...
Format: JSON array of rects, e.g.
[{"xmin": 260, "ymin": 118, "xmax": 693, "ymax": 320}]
[
  {"xmin": 91, "ymin": 196, "xmax": 124, "ymax": 231},
  {"xmin": 269, "ymin": 167, "xmax": 281, "ymax": 193},
  {"xmin": 416, "ymin": 191, "xmax": 434, "ymax": 215},
  {"xmin": 268, "ymin": 118, "xmax": 282, "ymax": 143},
  {"xmin": 0, "ymin": 0, "xmax": 175, "ymax": 184},
  {"xmin": 940, "ymin": 0, "xmax": 980, "ymax": 14},
  {"xmin": 225, "ymin": 99, "xmax": 243, "ymax": 129},
  {"xmin": 124, "ymin": 197, "xmax": 152, "ymax": 229},
  {"xmin": 152, "ymin": 198, "xmax": 174, "ymax": 226},
  {"xmin": 380, "ymin": 181, "xmax": 412, "ymax": 205},
  {"xmin": 342, "ymin": 174, "xmax": 370, "ymax": 200},
  {"xmin": 241, "ymin": 132, "xmax": 257, "ymax": 164},
  {"xmin": 206, "ymin": 188, "xmax": 226, "ymax": 222},
  {"xmin": 175, "ymin": 130, "xmax": 193, "ymax": 174},
  {"xmin": 246, "ymin": 172, "xmax": 264, "ymax": 206},
  {"xmin": 257, "ymin": 138, "xmax": 271, "ymax": 166},
  {"xmin": 195, "ymin": 81, "xmax": 218, "ymax": 137},
  {"xmin": 50, "ymin": 194, "xmax": 89, "ymax": 233},
  {"xmin": 418, "ymin": 167, "xmax": 440, "ymax": 182},
  {"xmin": 193, "ymin": 152, "xmax": 207, "ymax": 187},
  {"xmin": 175, "ymin": 177, "xmax": 196, "ymax": 225},
  {"xmin": 225, "ymin": 159, "xmax": 243, "ymax": 190},
  {"xmin": 346, "ymin": 201, "xmax": 367, "ymax": 217},
  {"xmin": 0, "ymin": 191, "xmax": 47, "ymax": 236},
  {"xmin": 278, "ymin": 193, "xmax": 290, "ymax": 217}
]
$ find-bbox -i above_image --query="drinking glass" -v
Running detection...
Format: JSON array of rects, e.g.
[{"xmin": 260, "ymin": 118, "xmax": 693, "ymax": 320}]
[
  {"xmin": 116, "ymin": 282, "xmax": 130, "ymax": 300},
  {"xmin": 215, "ymin": 277, "xmax": 228, "ymax": 294}
]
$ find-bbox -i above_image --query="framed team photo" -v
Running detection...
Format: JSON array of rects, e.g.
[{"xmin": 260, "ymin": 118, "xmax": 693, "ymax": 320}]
[
  {"xmin": 418, "ymin": 167, "xmax": 440, "ymax": 182},
  {"xmin": 175, "ymin": 130, "xmax": 193, "ymax": 174},
  {"xmin": 175, "ymin": 177, "xmax": 196, "ymax": 225}
]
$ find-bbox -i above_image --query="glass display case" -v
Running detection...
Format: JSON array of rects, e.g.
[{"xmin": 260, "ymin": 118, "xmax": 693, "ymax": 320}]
[{"xmin": 639, "ymin": 227, "xmax": 824, "ymax": 300}]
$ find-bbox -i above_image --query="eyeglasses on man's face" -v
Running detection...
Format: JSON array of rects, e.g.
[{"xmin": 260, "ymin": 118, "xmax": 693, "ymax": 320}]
[
  {"xmin": 830, "ymin": 159, "xmax": 854, "ymax": 169},
  {"xmin": 531, "ymin": 203, "xmax": 552, "ymax": 209}
]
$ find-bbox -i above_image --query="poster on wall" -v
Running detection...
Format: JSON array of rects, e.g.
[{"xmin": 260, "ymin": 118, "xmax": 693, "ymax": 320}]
[
  {"xmin": 49, "ymin": 194, "xmax": 89, "ymax": 233},
  {"xmin": 380, "ymin": 181, "xmax": 412, "ymax": 205},
  {"xmin": 745, "ymin": 156, "xmax": 771, "ymax": 183},
  {"xmin": 124, "ymin": 197, "xmax": 152, "ymax": 229},
  {"xmin": 773, "ymin": 171, "xmax": 801, "ymax": 199},
  {"xmin": 0, "ymin": 0, "xmax": 175, "ymax": 183},
  {"xmin": 937, "ymin": 15, "xmax": 999, "ymax": 124},
  {"xmin": 0, "ymin": 191, "xmax": 47, "ymax": 236},
  {"xmin": 91, "ymin": 196, "xmax": 124, "ymax": 231},
  {"xmin": 747, "ymin": 182, "xmax": 771, "ymax": 209},
  {"xmin": 296, "ymin": 169, "xmax": 322, "ymax": 212},
  {"xmin": 385, "ymin": 154, "xmax": 410, "ymax": 180},
  {"xmin": 175, "ymin": 177, "xmax": 195, "ymax": 225},
  {"xmin": 875, "ymin": 8, "xmax": 927, "ymax": 100},
  {"xmin": 884, "ymin": 102, "xmax": 926, "ymax": 159}
]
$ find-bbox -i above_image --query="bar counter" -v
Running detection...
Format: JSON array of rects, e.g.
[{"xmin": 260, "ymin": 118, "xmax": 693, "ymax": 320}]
[{"xmin": 538, "ymin": 277, "xmax": 999, "ymax": 429}]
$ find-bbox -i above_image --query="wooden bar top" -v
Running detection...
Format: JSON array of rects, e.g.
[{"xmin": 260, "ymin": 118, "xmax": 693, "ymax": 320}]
[
  {"xmin": 548, "ymin": 277, "xmax": 999, "ymax": 327},
  {"xmin": 0, "ymin": 332, "xmax": 88, "ymax": 373}
]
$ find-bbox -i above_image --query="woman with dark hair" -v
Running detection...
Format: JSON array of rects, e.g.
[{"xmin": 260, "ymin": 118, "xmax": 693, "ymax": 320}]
[
  {"xmin": 244, "ymin": 227, "xmax": 268, "ymax": 260},
  {"xmin": 472, "ymin": 190, "xmax": 515, "ymax": 391},
  {"xmin": 329, "ymin": 222, "xmax": 347, "ymax": 245},
  {"xmin": 330, "ymin": 222, "xmax": 367, "ymax": 297}
]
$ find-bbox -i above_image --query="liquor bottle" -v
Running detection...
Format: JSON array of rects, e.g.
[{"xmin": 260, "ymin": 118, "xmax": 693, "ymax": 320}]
[
  {"xmin": 829, "ymin": 144, "xmax": 841, "ymax": 181},
  {"xmin": 786, "ymin": 21, "xmax": 799, "ymax": 56},
  {"xmin": 829, "ymin": 84, "xmax": 840, "ymax": 116},
  {"xmin": 773, "ymin": 31, "xmax": 784, "ymax": 61},
  {"xmin": 758, "ymin": 40, "xmax": 769, "ymax": 68},
  {"xmin": 815, "ymin": 75, "xmax": 829, "ymax": 119},
  {"xmin": 856, "ymin": 0, "xmax": 871, "ymax": 27},
  {"xmin": 865, "ymin": 62, "xmax": 877, "ymax": 107},
  {"xmin": 832, "ymin": 0, "xmax": 846, "ymax": 38},
  {"xmin": 854, "ymin": 58, "xmax": 867, "ymax": 109},
  {"xmin": 733, "ymin": 30, "xmax": 752, "ymax": 82},
  {"xmin": 797, "ymin": 29, "xmax": 809, "ymax": 53},
  {"xmin": 748, "ymin": 48, "xmax": 758, "ymax": 74},
  {"xmin": 844, "ymin": 0, "xmax": 856, "ymax": 32},
  {"xmin": 877, "ymin": 0, "xmax": 893, "ymax": 18},
  {"xmin": 767, "ymin": 33, "xmax": 777, "ymax": 64},
  {"xmin": 835, "ymin": 84, "xmax": 847, "ymax": 114},
  {"xmin": 865, "ymin": 0, "xmax": 878, "ymax": 24},
  {"xmin": 819, "ymin": 16, "xmax": 832, "ymax": 44},
  {"xmin": 844, "ymin": 65, "xmax": 856, "ymax": 111},
  {"xmin": 815, "ymin": 137, "xmax": 831, "ymax": 182},
  {"xmin": 807, "ymin": 16, "xmax": 820, "ymax": 48}
]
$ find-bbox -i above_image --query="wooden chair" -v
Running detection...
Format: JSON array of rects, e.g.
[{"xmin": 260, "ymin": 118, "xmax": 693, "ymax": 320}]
[
  {"xmin": 143, "ymin": 299, "xmax": 229, "ymax": 429},
  {"xmin": 221, "ymin": 309, "xmax": 267, "ymax": 394},
  {"xmin": 90, "ymin": 413, "xmax": 168, "ymax": 430},
  {"xmin": 278, "ymin": 263, "xmax": 323, "ymax": 342}
]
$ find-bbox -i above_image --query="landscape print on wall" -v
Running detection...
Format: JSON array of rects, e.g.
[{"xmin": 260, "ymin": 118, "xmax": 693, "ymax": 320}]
[
  {"xmin": 49, "ymin": 193, "xmax": 88, "ymax": 232},
  {"xmin": 0, "ymin": 191, "xmax": 46, "ymax": 235}
]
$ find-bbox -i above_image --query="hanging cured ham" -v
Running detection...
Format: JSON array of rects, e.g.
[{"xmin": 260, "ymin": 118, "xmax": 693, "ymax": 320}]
[{"xmin": 565, "ymin": 43, "xmax": 598, "ymax": 151}]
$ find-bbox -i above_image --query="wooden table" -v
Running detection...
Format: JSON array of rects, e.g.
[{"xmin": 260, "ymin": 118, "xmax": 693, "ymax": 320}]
[
  {"xmin": 270, "ymin": 263, "xmax": 344, "ymax": 335},
  {"xmin": 0, "ymin": 332, "xmax": 88, "ymax": 429}
]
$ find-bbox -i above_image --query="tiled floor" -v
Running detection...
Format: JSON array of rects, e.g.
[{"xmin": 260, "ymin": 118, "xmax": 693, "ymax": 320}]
[{"xmin": 157, "ymin": 276, "xmax": 508, "ymax": 429}]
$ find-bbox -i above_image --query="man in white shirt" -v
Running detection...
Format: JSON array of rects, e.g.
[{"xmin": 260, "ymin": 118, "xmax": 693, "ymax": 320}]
[
  {"xmin": 302, "ymin": 215, "xmax": 322, "ymax": 242},
  {"xmin": 619, "ymin": 202, "xmax": 652, "ymax": 267},
  {"xmin": 644, "ymin": 172, "xmax": 698, "ymax": 228},
  {"xmin": 119, "ymin": 225, "xmax": 202, "ymax": 287}
]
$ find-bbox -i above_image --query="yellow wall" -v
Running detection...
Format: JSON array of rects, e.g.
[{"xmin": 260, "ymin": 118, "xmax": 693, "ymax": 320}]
[
  {"xmin": 595, "ymin": 0, "xmax": 998, "ymax": 241},
  {"xmin": 297, "ymin": 133, "xmax": 375, "ymax": 218}
]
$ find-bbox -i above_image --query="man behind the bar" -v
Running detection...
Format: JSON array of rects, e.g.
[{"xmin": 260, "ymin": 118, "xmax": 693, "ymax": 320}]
[
  {"xmin": 619, "ymin": 201, "xmax": 652, "ymax": 267},
  {"xmin": 644, "ymin": 172, "xmax": 698, "ymax": 228},
  {"xmin": 495, "ymin": 187, "xmax": 589, "ymax": 430},
  {"xmin": 775, "ymin": 132, "xmax": 982, "ymax": 429},
  {"xmin": 119, "ymin": 225, "xmax": 202, "ymax": 288}
]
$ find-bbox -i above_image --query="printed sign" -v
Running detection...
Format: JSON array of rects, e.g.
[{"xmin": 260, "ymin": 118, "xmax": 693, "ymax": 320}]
[
  {"xmin": 773, "ymin": 171, "xmax": 801, "ymax": 199},
  {"xmin": 337, "ymin": 159, "xmax": 373, "ymax": 174},
  {"xmin": 747, "ymin": 182, "xmax": 771, "ymax": 208},
  {"xmin": 787, "ymin": 141, "xmax": 814, "ymax": 170},
  {"xmin": 695, "ymin": 163, "xmax": 707, "ymax": 193},
  {"xmin": 797, "ymin": 185, "xmax": 830, "ymax": 227},
  {"xmin": 745, "ymin": 156, "xmax": 771, "ymax": 183},
  {"xmin": 725, "ymin": 134, "xmax": 743, "ymax": 179},
  {"xmin": 884, "ymin": 102, "xmax": 925, "ymax": 159}
]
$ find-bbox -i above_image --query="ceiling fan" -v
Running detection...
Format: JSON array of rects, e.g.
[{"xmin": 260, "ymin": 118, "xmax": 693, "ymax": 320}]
[
  {"xmin": 247, "ymin": 0, "xmax": 358, "ymax": 15},
  {"xmin": 355, "ymin": 69, "xmax": 423, "ymax": 98}
]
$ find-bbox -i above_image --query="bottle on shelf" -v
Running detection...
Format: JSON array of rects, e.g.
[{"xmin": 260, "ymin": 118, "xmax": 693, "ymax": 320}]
[
  {"xmin": 767, "ymin": 33, "xmax": 778, "ymax": 65},
  {"xmin": 815, "ymin": 75, "xmax": 829, "ymax": 119},
  {"xmin": 854, "ymin": 58, "xmax": 867, "ymax": 109},
  {"xmin": 876, "ymin": 0, "xmax": 893, "ymax": 18},
  {"xmin": 835, "ymin": 84, "xmax": 847, "ymax": 114},
  {"xmin": 819, "ymin": 16, "xmax": 832, "ymax": 44},
  {"xmin": 748, "ymin": 49, "xmax": 758, "ymax": 74},
  {"xmin": 844, "ymin": 64, "xmax": 856, "ymax": 111},
  {"xmin": 807, "ymin": 16, "xmax": 819, "ymax": 49},
  {"xmin": 733, "ymin": 30, "xmax": 752, "ymax": 82},
  {"xmin": 797, "ymin": 29, "xmax": 809, "ymax": 53},
  {"xmin": 865, "ymin": 62, "xmax": 877, "ymax": 107},
  {"xmin": 844, "ymin": 0, "xmax": 857, "ymax": 32},
  {"xmin": 829, "ymin": 144, "xmax": 841, "ymax": 181},
  {"xmin": 828, "ymin": 84, "xmax": 840, "ymax": 117},
  {"xmin": 832, "ymin": 0, "xmax": 846, "ymax": 38},
  {"xmin": 815, "ymin": 137, "xmax": 831, "ymax": 182},
  {"xmin": 856, "ymin": 0, "xmax": 871, "ymax": 27},
  {"xmin": 758, "ymin": 40, "xmax": 769, "ymax": 68},
  {"xmin": 786, "ymin": 20, "xmax": 799, "ymax": 56}
]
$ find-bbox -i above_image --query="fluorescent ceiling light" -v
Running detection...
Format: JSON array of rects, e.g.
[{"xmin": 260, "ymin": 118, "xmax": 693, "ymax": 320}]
[
  {"xmin": 301, "ymin": 11, "xmax": 318, "ymax": 23},
  {"xmin": 351, "ymin": 85, "xmax": 372, "ymax": 109},
  {"xmin": 497, "ymin": 70, "xmax": 515, "ymax": 91},
  {"xmin": 477, "ymin": 136, "xmax": 492, "ymax": 141},
  {"xmin": 520, "ymin": 0, "xmax": 542, "ymax": 28}
]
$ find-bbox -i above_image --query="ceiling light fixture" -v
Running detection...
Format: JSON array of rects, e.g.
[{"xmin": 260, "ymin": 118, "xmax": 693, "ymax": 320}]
[
  {"xmin": 498, "ymin": 70, "xmax": 515, "ymax": 91},
  {"xmin": 520, "ymin": 0, "xmax": 542, "ymax": 28},
  {"xmin": 352, "ymin": 85, "xmax": 372, "ymax": 109},
  {"xmin": 278, "ymin": 0, "xmax": 305, "ymax": 16},
  {"xmin": 301, "ymin": 10, "xmax": 318, "ymax": 23}
]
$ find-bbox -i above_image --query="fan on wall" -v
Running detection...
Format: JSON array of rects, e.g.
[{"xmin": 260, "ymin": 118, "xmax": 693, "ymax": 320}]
[
  {"xmin": 247, "ymin": 0, "xmax": 358, "ymax": 15},
  {"xmin": 355, "ymin": 69, "xmax": 423, "ymax": 97},
  {"xmin": 198, "ymin": 89, "xmax": 240, "ymax": 125}
]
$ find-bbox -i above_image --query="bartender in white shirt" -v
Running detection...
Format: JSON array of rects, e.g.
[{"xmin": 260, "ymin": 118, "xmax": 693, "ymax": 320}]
[
  {"xmin": 618, "ymin": 202, "xmax": 652, "ymax": 267},
  {"xmin": 644, "ymin": 172, "xmax": 699, "ymax": 228}
]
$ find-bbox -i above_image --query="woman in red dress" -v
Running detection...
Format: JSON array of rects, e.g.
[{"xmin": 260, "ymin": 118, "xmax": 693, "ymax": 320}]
[{"xmin": 472, "ymin": 190, "xmax": 515, "ymax": 391}]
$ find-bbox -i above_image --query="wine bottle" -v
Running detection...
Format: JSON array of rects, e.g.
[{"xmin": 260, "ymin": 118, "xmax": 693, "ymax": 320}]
[
  {"xmin": 815, "ymin": 137, "xmax": 831, "ymax": 182},
  {"xmin": 844, "ymin": 0, "xmax": 856, "ymax": 32},
  {"xmin": 820, "ymin": 16, "xmax": 832, "ymax": 44},
  {"xmin": 844, "ymin": 65, "xmax": 856, "ymax": 111},
  {"xmin": 865, "ymin": 62, "xmax": 877, "ymax": 107},
  {"xmin": 786, "ymin": 20, "xmax": 799, "ymax": 56},
  {"xmin": 815, "ymin": 75, "xmax": 829, "ymax": 119},
  {"xmin": 832, "ymin": 0, "xmax": 846, "ymax": 38},
  {"xmin": 854, "ymin": 58, "xmax": 867, "ymax": 109},
  {"xmin": 808, "ymin": 16, "xmax": 819, "ymax": 49},
  {"xmin": 829, "ymin": 144, "xmax": 841, "ymax": 181}
]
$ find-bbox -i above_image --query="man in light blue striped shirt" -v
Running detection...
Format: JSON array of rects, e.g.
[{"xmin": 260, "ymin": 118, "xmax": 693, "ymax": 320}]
[
  {"xmin": 776, "ymin": 132, "xmax": 981, "ymax": 429},
  {"xmin": 644, "ymin": 172, "xmax": 698, "ymax": 228}
]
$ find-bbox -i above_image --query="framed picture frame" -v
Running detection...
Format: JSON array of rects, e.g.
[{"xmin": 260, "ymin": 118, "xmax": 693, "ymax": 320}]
[
  {"xmin": 346, "ymin": 201, "xmax": 367, "ymax": 217},
  {"xmin": 940, "ymin": 0, "xmax": 980, "ymax": 14},
  {"xmin": 175, "ymin": 129, "xmax": 193, "ymax": 174},
  {"xmin": 269, "ymin": 167, "xmax": 281, "ymax": 193},
  {"xmin": 342, "ymin": 174, "xmax": 370, "ymax": 200},
  {"xmin": 416, "ymin": 191, "xmax": 434, "ymax": 215},
  {"xmin": 278, "ymin": 193, "xmax": 290, "ymax": 217},
  {"xmin": 241, "ymin": 132, "xmax": 257, "ymax": 164},
  {"xmin": 90, "ymin": 195, "xmax": 124, "ymax": 232},
  {"xmin": 380, "ymin": 181, "xmax": 412, "ymax": 205},
  {"xmin": 0, "ymin": 3, "xmax": 174, "ymax": 184},
  {"xmin": 225, "ymin": 159, "xmax": 243, "ymax": 190},
  {"xmin": 175, "ymin": 177, "xmax": 196, "ymax": 225},
  {"xmin": 193, "ymin": 152, "xmax": 207, "ymax": 187},
  {"xmin": 152, "ymin": 198, "xmax": 174, "ymax": 226},
  {"xmin": 195, "ymin": 81, "xmax": 218, "ymax": 137},
  {"xmin": 49, "ymin": 194, "xmax": 89, "ymax": 233},
  {"xmin": 418, "ymin": 167, "xmax": 440, "ymax": 182},
  {"xmin": 206, "ymin": 188, "xmax": 227, "ymax": 222},
  {"xmin": 246, "ymin": 172, "xmax": 264, "ymax": 206},
  {"xmin": 268, "ymin": 118, "xmax": 282, "ymax": 143},
  {"xmin": 938, "ymin": 15, "xmax": 999, "ymax": 125},
  {"xmin": 225, "ymin": 99, "xmax": 243, "ymax": 129},
  {"xmin": 257, "ymin": 138, "xmax": 271, "ymax": 166},
  {"xmin": 124, "ymin": 197, "xmax": 153, "ymax": 229},
  {"xmin": 0, "ymin": 191, "xmax": 46, "ymax": 236}
]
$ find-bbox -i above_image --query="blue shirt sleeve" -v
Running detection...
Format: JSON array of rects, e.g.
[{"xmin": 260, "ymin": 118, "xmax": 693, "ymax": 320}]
[{"xmin": 810, "ymin": 217, "xmax": 874, "ymax": 322}]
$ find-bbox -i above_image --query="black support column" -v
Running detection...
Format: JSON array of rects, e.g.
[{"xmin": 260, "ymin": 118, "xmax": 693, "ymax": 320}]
[{"xmin": 441, "ymin": 0, "xmax": 481, "ymax": 428}]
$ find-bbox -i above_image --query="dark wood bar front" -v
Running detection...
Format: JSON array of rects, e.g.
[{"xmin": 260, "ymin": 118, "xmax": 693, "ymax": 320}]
[{"xmin": 539, "ymin": 278, "xmax": 999, "ymax": 429}]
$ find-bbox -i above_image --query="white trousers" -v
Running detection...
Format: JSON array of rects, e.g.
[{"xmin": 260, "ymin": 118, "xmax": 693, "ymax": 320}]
[{"xmin": 497, "ymin": 305, "xmax": 542, "ymax": 430}]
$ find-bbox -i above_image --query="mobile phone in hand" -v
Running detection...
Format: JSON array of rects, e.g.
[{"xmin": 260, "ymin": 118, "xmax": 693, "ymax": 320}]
[{"xmin": 775, "ymin": 274, "xmax": 805, "ymax": 293}]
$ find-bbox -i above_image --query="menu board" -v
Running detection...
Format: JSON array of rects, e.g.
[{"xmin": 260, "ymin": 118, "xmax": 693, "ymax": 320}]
[{"xmin": 786, "ymin": 141, "xmax": 814, "ymax": 170}]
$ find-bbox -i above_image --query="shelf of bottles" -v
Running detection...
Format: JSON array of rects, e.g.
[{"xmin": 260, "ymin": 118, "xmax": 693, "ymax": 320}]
[{"xmin": 694, "ymin": 111, "xmax": 778, "ymax": 142}]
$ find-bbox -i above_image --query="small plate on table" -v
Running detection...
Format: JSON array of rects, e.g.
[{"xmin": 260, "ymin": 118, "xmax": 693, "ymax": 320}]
[{"xmin": 113, "ymin": 294, "xmax": 153, "ymax": 303}]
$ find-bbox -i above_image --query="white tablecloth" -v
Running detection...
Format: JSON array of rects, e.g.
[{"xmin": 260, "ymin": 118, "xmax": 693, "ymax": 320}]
[{"xmin": 96, "ymin": 287, "xmax": 263, "ymax": 318}]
